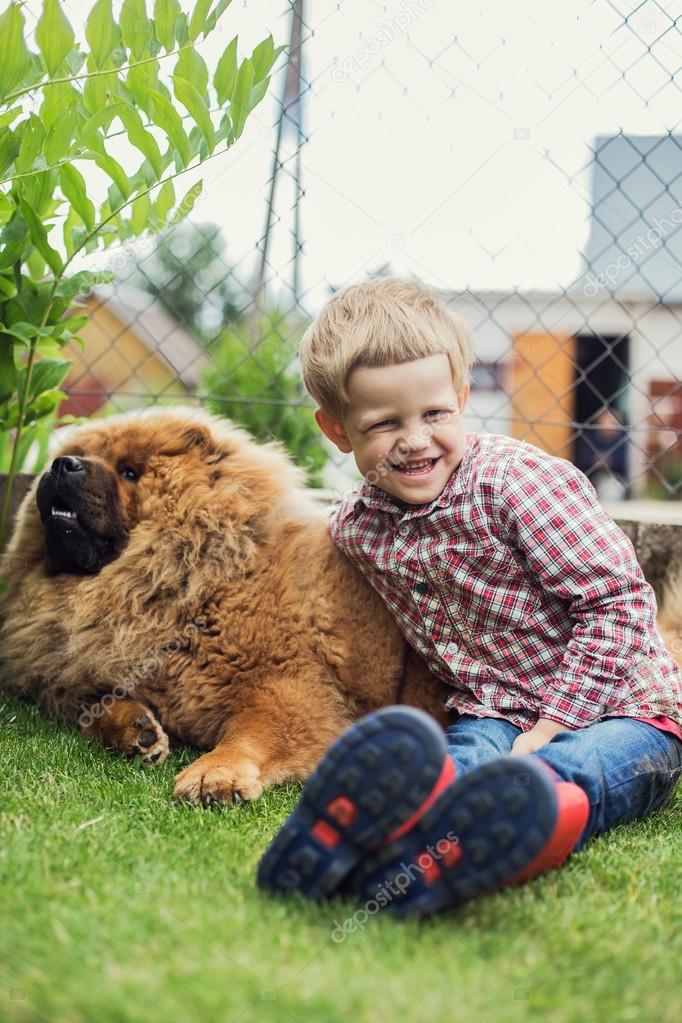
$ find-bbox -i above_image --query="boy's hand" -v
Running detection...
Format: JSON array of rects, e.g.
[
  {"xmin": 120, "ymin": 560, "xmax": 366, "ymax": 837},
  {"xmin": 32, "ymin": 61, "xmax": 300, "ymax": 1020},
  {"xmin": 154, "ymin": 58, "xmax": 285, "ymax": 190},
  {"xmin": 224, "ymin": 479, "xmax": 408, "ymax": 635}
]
[{"xmin": 511, "ymin": 718, "xmax": 571, "ymax": 754}]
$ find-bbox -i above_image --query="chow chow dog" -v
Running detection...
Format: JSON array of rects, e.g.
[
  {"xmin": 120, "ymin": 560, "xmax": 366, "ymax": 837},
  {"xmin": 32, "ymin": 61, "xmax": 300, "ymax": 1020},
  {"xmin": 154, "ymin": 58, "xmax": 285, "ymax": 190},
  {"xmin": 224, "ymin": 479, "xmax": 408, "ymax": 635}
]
[{"xmin": 0, "ymin": 408, "xmax": 450, "ymax": 805}]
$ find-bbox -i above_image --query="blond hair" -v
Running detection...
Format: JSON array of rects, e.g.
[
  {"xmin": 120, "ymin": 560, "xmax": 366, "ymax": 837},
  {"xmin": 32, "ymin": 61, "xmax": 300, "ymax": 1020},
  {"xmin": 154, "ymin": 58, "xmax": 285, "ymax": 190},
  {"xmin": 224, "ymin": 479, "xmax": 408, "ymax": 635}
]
[{"xmin": 299, "ymin": 276, "xmax": 474, "ymax": 419}]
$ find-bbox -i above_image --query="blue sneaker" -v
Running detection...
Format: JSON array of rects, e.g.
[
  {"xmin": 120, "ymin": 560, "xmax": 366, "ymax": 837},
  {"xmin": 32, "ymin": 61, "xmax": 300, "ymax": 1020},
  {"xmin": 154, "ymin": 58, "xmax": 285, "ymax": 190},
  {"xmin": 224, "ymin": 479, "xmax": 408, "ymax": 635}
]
[
  {"xmin": 257, "ymin": 706, "xmax": 455, "ymax": 900},
  {"xmin": 346, "ymin": 754, "xmax": 588, "ymax": 917}
]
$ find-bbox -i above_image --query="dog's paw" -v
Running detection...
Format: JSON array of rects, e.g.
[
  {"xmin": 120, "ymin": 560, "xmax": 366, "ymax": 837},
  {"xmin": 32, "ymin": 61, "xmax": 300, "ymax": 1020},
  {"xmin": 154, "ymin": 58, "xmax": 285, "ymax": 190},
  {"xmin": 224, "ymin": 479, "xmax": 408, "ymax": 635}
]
[
  {"xmin": 173, "ymin": 754, "xmax": 263, "ymax": 806},
  {"xmin": 128, "ymin": 711, "xmax": 169, "ymax": 766}
]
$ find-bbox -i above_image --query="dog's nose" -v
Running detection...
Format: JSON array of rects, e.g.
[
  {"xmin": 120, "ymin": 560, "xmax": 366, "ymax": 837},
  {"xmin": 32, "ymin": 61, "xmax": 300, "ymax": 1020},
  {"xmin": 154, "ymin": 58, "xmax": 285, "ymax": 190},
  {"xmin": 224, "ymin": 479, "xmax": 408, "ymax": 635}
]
[{"xmin": 52, "ymin": 455, "xmax": 84, "ymax": 476}]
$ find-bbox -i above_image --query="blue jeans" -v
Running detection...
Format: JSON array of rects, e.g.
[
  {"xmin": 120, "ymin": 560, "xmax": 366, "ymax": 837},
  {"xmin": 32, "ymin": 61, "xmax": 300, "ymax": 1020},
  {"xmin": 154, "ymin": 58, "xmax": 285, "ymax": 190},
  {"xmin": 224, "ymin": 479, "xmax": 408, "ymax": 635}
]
[{"xmin": 446, "ymin": 716, "xmax": 682, "ymax": 850}]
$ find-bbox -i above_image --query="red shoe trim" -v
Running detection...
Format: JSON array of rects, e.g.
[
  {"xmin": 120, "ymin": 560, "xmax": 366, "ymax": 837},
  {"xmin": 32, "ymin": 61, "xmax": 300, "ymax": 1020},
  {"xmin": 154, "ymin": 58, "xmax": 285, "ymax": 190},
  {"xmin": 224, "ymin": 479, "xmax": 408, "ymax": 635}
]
[
  {"xmin": 504, "ymin": 781, "xmax": 589, "ymax": 886},
  {"xmin": 416, "ymin": 851, "xmax": 442, "ymax": 886},
  {"xmin": 439, "ymin": 838, "xmax": 464, "ymax": 869},
  {"xmin": 326, "ymin": 796, "xmax": 357, "ymax": 827},
  {"xmin": 311, "ymin": 819, "xmax": 341, "ymax": 848},
  {"xmin": 383, "ymin": 754, "xmax": 456, "ymax": 845}
]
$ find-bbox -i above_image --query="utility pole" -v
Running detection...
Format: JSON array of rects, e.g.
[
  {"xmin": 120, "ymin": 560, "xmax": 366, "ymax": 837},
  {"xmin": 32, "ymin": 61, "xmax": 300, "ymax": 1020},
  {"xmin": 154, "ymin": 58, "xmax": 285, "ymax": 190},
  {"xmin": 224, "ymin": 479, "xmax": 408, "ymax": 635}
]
[{"xmin": 253, "ymin": 0, "xmax": 305, "ymax": 312}]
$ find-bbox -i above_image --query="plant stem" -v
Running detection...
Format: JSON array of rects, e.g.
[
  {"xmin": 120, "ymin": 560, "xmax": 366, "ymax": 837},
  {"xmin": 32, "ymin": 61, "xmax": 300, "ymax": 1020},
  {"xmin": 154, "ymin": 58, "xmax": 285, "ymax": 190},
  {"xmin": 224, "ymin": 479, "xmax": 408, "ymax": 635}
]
[
  {"xmin": 0, "ymin": 260, "xmax": 63, "ymax": 550},
  {"xmin": 0, "ymin": 335, "xmax": 38, "ymax": 549}
]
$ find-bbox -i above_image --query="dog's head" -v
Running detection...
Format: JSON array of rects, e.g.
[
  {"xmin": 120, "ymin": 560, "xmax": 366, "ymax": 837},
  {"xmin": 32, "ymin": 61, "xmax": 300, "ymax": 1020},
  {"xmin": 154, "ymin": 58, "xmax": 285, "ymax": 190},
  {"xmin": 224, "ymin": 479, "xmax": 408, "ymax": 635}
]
[{"xmin": 22, "ymin": 407, "xmax": 308, "ymax": 577}]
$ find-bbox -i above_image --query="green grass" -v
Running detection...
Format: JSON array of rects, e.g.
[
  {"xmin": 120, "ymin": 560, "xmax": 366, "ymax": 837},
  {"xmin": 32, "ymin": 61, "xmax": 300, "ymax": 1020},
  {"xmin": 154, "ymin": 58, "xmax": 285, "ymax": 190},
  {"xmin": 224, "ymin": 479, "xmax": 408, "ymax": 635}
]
[{"xmin": 1, "ymin": 695, "xmax": 680, "ymax": 1023}]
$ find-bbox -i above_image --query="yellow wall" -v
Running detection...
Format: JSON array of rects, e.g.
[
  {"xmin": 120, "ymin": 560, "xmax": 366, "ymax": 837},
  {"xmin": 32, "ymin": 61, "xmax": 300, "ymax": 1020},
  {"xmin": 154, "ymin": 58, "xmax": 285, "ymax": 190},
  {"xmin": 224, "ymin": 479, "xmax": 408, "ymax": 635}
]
[
  {"xmin": 508, "ymin": 332, "xmax": 576, "ymax": 459},
  {"xmin": 64, "ymin": 297, "xmax": 191, "ymax": 403}
]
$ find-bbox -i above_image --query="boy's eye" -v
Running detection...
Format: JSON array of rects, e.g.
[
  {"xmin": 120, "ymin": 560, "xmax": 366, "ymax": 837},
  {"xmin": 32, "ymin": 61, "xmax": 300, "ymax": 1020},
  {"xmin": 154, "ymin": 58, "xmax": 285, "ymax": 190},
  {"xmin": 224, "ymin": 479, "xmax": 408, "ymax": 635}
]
[
  {"xmin": 425, "ymin": 409, "xmax": 450, "ymax": 420},
  {"xmin": 368, "ymin": 420, "xmax": 394, "ymax": 430}
]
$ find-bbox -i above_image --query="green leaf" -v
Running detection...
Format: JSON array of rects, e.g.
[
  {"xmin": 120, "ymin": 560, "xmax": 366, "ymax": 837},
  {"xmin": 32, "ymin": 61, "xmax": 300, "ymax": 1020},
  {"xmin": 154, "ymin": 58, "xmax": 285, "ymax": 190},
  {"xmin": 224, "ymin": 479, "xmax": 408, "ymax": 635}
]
[
  {"xmin": 0, "ymin": 336, "xmax": 17, "ymax": 403},
  {"xmin": 0, "ymin": 106, "xmax": 23, "ymax": 130},
  {"xmin": 142, "ymin": 86, "xmax": 191, "ymax": 167},
  {"xmin": 0, "ymin": 274, "xmax": 16, "ymax": 299},
  {"xmin": 215, "ymin": 36, "xmax": 238, "ymax": 105},
  {"xmin": 18, "ymin": 200, "xmax": 63, "ymax": 277},
  {"xmin": 60, "ymin": 165, "xmax": 96, "ymax": 232},
  {"xmin": 230, "ymin": 59, "xmax": 254, "ymax": 139},
  {"xmin": 54, "ymin": 269, "xmax": 114, "ymax": 303},
  {"xmin": 83, "ymin": 62, "xmax": 121, "ymax": 115},
  {"xmin": 84, "ymin": 147, "xmax": 132, "ymax": 202},
  {"xmin": 174, "ymin": 10, "xmax": 189, "ymax": 46},
  {"xmin": 44, "ymin": 103, "xmax": 79, "ymax": 166},
  {"xmin": 24, "ymin": 388, "xmax": 67, "ymax": 425},
  {"xmin": 170, "ymin": 179, "xmax": 203, "ymax": 225},
  {"xmin": 1, "ymin": 321, "xmax": 36, "ymax": 345},
  {"xmin": 248, "ymin": 77, "xmax": 270, "ymax": 114},
  {"xmin": 24, "ymin": 357, "xmax": 72, "ymax": 399},
  {"xmin": 173, "ymin": 74, "xmax": 215, "ymax": 153},
  {"xmin": 126, "ymin": 58, "xmax": 161, "ymax": 116},
  {"xmin": 129, "ymin": 191, "xmax": 152, "ymax": 234},
  {"xmin": 155, "ymin": 178, "xmax": 174, "ymax": 223},
  {"xmin": 56, "ymin": 313, "xmax": 88, "ymax": 336},
  {"xmin": 36, "ymin": 0, "xmax": 76, "ymax": 77},
  {"xmin": 0, "ymin": 129, "xmax": 20, "ymax": 179},
  {"xmin": 204, "ymin": 0, "xmax": 233, "ymax": 36},
  {"xmin": 188, "ymin": 0, "xmax": 212, "ymax": 41},
  {"xmin": 14, "ymin": 115, "xmax": 45, "ymax": 175},
  {"xmin": 85, "ymin": 0, "xmax": 122, "ymax": 70},
  {"xmin": 153, "ymin": 0, "xmax": 180, "ymax": 51},
  {"xmin": 175, "ymin": 45, "xmax": 209, "ymax": 99},
  {"xmin": 250, "ymin": 35, "xmax": 278, "ymax": 83},
  {"xmin": 25, "ymin": 246, "xmax": 46, "ymax": 279},
  {"xmin": 0, "ymin": 2, "xmax": 32, "ymax": 101},
  {"xmin": 120, "ymin": 0, "xmax": 153, "ymax": 60},
  {"xmin": 39, "ymin": 81, "xmax": 81, "ymax": 134},
  {"xmin": 0, "ymin": 210, "xmax": 28, "ymax": 269},
  {"xmin": 80, "ymin": 102, "xmax": 125, "ymax": 148},
  {"xmin": 118, "ymin": 105, "xmax": 165, "ymax": 178},
  {"xmin": 19, "ymin": 168, "xmax": 58, "ymax": 219}
]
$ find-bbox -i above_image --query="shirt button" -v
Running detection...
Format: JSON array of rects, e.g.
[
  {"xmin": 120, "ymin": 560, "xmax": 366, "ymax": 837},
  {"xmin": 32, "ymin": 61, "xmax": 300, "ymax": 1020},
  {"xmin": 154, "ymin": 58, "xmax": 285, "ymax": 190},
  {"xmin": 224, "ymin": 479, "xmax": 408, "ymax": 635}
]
[
  {"xmin": 482, "ymin": 682, "xmax": 495, "ymax": 693},
  {"xmin": 415, "ymin": 582, "xmax": 427, "ymax": 595},
  {"xmin": 398, "ymin": 524, "xmax": 409, "ymax": 535},
  {"xmin": 445, "ymin": 642, "xmax": 458, "ymax": 654}
]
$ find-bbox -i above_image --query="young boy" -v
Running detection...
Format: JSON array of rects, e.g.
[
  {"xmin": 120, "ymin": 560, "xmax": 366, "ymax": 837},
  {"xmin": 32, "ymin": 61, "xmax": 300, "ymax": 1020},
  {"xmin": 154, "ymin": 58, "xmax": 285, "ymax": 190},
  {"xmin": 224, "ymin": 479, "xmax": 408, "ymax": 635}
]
[{"xmin": 257, "ymin": 277, "xmax": 682, "ymax": 917}]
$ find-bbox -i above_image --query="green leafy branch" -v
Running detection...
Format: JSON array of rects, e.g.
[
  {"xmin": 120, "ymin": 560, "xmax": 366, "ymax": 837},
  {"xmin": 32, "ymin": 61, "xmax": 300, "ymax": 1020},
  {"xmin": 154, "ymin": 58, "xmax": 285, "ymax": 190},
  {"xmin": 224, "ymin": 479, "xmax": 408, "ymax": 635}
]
[{"xmin": 0, "ymin": 0, "xmax": 284, "ymax": 549}]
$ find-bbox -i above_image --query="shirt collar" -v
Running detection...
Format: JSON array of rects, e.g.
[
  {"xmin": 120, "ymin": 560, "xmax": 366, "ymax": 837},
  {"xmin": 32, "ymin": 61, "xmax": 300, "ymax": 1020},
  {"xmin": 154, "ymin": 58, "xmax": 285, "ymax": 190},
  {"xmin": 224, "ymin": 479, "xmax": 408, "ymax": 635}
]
[{"xmin": 338, "ymin": 433, "xmax": 477, "ymax": 525}]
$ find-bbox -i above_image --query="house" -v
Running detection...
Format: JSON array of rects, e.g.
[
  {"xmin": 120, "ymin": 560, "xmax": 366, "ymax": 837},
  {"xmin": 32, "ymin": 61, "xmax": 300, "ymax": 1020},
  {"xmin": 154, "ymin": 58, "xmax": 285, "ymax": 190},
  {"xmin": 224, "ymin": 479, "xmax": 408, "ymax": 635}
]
[
  {"xmin": 446, "ymin": 134, "xmax": 682, "ymax": 500},
  {"xmin": 60, "ymin": 285, "xmax": 209, "ymax": 418}
]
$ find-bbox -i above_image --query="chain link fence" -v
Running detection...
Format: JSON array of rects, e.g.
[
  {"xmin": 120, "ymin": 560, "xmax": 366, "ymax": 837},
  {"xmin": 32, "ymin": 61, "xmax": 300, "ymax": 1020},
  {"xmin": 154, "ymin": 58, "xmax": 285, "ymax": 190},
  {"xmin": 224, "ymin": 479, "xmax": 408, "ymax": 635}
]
[{"xmin": 31, "ymin": 0, "xmax": 682, "ymax": 500}]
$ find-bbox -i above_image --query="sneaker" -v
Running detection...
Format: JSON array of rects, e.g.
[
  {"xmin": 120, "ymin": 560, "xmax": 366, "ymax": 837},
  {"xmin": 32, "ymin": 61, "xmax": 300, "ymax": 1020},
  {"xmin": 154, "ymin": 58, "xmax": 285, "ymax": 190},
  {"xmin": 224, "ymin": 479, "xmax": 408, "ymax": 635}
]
[
  {"xmin": 347, "ymin": 754, "xmax": 588, "ymax": 917},
  {"xmin": 256, "ymin": 706, "xmax": 455, "ymax": 900}
]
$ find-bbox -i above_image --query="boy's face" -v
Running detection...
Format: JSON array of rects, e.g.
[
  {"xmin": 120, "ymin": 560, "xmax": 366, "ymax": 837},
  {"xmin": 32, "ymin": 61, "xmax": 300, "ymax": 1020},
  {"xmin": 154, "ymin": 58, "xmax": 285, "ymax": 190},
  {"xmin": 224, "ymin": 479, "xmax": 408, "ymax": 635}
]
[{"xmin": 316, "ymin": 354, "xmax": 470, "ymax": 506}]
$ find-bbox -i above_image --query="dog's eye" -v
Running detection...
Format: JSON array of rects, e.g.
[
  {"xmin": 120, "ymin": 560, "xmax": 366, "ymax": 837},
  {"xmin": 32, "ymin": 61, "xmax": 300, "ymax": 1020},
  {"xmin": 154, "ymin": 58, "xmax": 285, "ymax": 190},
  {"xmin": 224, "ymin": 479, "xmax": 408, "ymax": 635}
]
[{"xmin": 118, "ymin": 465, "xmax": 139, "ymax": 483}]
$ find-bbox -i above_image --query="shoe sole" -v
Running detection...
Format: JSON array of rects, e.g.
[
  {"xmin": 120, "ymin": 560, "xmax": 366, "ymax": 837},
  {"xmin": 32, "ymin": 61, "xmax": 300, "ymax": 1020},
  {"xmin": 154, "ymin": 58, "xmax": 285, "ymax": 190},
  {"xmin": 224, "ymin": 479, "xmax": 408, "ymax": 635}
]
[
  {"xmin": 256, "ymin": 706, "xmax": 448, "ymax": 900},
  {"xmin": 348, "ymin": 755, "xmax": 558, "ymax": 917}
]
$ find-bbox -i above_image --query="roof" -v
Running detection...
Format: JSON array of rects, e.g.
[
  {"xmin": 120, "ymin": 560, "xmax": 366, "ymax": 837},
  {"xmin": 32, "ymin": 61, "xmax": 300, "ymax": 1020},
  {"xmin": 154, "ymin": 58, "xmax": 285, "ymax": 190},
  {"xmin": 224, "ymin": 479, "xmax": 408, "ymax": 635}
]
[
  {"xmin": 87, "ymin": 284, "xmax": 210, "ymax": 388},
  {"xmin": 582, "ymin": 134, "xmax": 682, "ymax": 303}
]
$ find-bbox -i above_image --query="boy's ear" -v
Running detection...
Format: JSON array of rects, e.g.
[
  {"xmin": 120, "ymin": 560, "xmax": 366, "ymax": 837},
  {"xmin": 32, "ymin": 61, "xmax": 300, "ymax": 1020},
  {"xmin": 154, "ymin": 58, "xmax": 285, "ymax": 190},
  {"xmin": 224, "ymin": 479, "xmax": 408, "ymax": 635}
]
[
  {"xmin": 458, "ymin": 384, "xmax": 470, "ymax": 411},
  {"xmin": 314, "ymin": 409, "xmax": 353, "ymax": 454}
]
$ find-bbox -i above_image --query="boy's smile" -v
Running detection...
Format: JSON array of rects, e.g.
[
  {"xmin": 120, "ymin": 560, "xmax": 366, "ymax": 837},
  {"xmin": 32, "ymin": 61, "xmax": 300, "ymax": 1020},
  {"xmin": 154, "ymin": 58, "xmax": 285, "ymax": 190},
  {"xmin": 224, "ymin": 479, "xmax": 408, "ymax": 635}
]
[{"xmin": 316, "ymin": 354, "xmax": 470, "ymax": 505}]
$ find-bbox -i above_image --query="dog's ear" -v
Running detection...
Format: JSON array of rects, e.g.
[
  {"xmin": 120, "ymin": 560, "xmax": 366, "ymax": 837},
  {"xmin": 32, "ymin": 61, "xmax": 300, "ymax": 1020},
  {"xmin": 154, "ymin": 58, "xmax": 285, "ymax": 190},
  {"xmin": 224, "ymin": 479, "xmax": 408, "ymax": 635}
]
[{"xmin": 179, "ymin": 424, "xmax": 213, "ymax": 454}]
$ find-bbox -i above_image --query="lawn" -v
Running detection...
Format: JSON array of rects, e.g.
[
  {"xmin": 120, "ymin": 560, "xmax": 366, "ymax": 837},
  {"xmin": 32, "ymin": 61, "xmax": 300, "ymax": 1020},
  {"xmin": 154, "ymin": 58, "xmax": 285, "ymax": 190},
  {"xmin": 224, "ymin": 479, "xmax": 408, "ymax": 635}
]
[{"xmin": 1, "ymin": 694, "xmax": 680, "ymax": 1023}]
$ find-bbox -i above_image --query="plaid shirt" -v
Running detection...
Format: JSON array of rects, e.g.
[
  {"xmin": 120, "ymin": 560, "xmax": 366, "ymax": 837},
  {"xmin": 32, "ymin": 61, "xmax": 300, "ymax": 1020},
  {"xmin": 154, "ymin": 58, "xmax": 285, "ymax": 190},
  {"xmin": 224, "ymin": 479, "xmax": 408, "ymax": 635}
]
[{"xmin": 329, "ymin": 433, "xmax": 682, "ymax": 732}]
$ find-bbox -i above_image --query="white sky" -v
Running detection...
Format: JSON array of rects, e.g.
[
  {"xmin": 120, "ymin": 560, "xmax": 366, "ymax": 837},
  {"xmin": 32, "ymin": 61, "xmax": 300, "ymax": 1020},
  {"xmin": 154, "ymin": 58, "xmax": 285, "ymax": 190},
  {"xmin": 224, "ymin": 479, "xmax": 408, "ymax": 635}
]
[{"xmin": 19, "ymin": 0, "xmax": 682, "ymax": 314}]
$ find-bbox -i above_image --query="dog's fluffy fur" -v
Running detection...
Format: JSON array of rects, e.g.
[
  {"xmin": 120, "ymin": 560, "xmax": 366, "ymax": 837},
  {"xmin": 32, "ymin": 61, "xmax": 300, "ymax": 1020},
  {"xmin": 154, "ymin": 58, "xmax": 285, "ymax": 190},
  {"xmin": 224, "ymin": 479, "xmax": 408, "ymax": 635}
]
[{"xmin": 0, "ymin": 408, "xmax": 449, "ymax": 804}]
